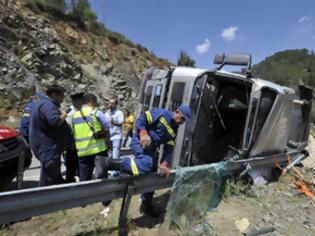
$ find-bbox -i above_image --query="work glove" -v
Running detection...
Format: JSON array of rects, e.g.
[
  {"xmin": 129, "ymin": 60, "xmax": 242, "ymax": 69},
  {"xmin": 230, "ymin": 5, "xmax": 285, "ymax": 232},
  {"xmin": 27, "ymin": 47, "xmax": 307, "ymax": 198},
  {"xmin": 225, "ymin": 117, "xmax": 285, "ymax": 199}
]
[
  {"xmin": 139, "ymin": 129, "xmax": 151, "ymax": 149},
  {"xmin": 159, "ymin": 162, "xmax": 171, "ymax": 177}
]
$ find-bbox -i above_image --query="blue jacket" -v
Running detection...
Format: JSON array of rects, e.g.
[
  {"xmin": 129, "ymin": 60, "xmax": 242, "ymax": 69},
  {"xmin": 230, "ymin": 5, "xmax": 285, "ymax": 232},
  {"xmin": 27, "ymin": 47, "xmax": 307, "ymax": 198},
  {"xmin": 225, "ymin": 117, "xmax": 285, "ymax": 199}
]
[
  {"xmin": 135, "ymin": 108, "xmax": 178, "ymax": 164},
  {"xmin": 29, "ymin": 96, "xmax": 70, "ymax": 161},
  {"xmin": 19, "ymin": 101, "xmax": 35, "ymax": 137}
]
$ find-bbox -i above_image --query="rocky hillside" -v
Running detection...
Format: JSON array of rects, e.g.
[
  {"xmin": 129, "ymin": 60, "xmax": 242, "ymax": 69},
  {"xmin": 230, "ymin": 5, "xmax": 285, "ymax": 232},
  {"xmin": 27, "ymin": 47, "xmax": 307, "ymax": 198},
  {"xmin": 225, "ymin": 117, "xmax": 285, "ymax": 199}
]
[{"xmin": 0, "ymin": 0, "xmax": 171, "ymax": 125}]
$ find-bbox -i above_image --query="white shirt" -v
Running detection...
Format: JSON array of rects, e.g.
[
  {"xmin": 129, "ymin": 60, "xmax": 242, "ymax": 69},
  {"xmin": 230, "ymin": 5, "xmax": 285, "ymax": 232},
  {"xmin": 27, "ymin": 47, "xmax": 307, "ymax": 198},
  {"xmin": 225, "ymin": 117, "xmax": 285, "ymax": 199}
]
[
  {"xmin": 66, "ymin": 105, "xmax": 77, "ymax": 124},
  {"xmin": 105, "ymin": 109, "xmax": 124, "ymax": 140}
]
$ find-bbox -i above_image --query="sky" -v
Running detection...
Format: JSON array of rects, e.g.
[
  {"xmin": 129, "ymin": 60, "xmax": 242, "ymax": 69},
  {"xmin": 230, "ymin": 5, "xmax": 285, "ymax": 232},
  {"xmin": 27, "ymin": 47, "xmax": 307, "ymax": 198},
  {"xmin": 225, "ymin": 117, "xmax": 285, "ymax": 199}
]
[{"xmin": 89, "ymin": 0, "xmax": 315, "ymax": 68}]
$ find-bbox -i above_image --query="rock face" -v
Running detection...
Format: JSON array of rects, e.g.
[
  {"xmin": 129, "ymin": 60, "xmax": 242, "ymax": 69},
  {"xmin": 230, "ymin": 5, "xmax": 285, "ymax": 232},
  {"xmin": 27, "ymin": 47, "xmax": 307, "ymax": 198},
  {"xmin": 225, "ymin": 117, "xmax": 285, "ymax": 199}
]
[{"xmin": 0, "ymin": 0, "xmax": 171, "ymax": 124}]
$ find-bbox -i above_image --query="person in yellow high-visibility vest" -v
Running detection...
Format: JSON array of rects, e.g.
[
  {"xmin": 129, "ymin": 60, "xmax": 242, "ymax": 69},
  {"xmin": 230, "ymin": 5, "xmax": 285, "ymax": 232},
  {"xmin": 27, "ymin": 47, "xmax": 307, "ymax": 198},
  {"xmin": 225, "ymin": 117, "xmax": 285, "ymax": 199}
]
[{"xmin": 70, "ymin": 93, "xmax": 110, "ymax": 181}]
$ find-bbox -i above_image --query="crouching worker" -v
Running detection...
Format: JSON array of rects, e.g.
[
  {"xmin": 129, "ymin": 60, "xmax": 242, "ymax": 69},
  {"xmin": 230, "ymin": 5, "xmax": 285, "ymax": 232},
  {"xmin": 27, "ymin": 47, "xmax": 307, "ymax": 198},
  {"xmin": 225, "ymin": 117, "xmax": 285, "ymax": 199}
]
[
  {"xmin": 70, "ymin": 94, "xmax": 110, "ymax": 182},
  {"xmin": 99, "ymin": 105, "xmax": 191, "ymax": 217}
]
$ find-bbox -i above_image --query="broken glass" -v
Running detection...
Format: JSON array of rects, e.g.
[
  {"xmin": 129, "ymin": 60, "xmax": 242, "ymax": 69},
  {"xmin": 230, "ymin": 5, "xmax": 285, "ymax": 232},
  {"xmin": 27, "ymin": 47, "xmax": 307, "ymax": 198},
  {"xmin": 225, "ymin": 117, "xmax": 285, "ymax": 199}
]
[{"xmin": 167, "ymin": 162, "xmax": 226, "ymax": 235}]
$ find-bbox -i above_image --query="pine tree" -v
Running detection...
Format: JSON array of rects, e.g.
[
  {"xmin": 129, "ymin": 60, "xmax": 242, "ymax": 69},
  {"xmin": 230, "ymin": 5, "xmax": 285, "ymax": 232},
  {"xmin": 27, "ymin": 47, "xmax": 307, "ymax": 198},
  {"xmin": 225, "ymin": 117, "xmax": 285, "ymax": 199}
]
[{"xmin": 177, "ymin": 50, "xmax": 196, "ymax": 67}]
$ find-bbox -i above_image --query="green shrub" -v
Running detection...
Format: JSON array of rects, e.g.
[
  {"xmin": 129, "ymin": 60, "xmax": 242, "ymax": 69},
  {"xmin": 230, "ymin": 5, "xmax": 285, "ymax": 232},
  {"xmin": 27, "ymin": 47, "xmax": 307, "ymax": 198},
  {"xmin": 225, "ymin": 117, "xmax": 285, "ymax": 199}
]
[
  {"xmin": 136, "ymin": 44, "xmax": 149, "ymax": 53},
  {"xmin": 104, "ymin": 30, "xmax": 135, "ymax": 47},
  {"xmin": 89, "ymin": 21, "xmax": 107, "ymax": 36},
  {"xmin": 223, "ymin": 178, "xmax": 252, "ymax": 198}
]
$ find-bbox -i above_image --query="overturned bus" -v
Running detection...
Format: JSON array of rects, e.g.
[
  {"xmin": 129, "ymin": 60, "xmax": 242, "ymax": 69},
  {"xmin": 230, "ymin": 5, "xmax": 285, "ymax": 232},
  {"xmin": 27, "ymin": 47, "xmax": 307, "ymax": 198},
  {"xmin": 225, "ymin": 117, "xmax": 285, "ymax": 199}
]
[{"xmin": 138, "ymin": 53, "xmax": 313, "ymax": 178}]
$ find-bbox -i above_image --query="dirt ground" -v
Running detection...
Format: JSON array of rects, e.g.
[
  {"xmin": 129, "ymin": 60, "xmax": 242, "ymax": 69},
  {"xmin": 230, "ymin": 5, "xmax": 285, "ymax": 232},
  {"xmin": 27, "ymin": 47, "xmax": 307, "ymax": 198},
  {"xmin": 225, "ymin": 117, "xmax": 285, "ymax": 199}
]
[{"xmin": 0, "ymin": 138, "xmax": 314, "ymax": 236}]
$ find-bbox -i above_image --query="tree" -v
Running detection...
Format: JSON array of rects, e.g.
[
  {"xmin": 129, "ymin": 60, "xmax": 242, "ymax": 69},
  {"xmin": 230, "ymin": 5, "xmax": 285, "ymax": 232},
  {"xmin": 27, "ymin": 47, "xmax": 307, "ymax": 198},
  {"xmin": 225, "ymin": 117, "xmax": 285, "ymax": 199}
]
[
  {"xmin": 71, "ymin": 0, "xmax": 97, "ymax": 21},
  {"xmin": 177, "ymin": 50, "xmax": 196, "ymax": 67},
  {"xmin": 46, "ymin": 0, "xmax": 66, "ymax": 13}
]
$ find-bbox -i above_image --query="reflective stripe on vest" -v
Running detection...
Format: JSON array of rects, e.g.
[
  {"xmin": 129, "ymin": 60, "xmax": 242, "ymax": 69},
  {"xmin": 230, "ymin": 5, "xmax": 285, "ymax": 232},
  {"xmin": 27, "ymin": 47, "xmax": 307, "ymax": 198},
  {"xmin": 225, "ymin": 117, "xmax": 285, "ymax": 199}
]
[
  {"xmin": 167, "ymin": 140, "xmax": 175, "ymax": 146},
  {"xmin": 130, "ymin": 157, "xmax": 139, "ymax": 176},
  {"xmin": 72, "ymin": 106, "xmax": 107, "ymax": 157},
  {"xmin": 145, "ymin": 111, "xmax": 153, "ymax": 124},
  {"xmin": 159, "ymin": 117, "xmax": 176, "ymax": 138},
  {"xmin": 22, "ymin": 113, "xmax": 30, "ymax": 117}
]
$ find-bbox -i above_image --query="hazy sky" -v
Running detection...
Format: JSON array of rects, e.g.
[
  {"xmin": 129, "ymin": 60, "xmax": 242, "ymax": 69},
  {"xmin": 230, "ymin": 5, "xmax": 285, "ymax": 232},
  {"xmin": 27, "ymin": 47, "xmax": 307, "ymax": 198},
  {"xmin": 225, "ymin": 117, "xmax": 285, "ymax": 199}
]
[{"xmin": 90, "ymin": 0, "xmax": 315, "ymax": 68}]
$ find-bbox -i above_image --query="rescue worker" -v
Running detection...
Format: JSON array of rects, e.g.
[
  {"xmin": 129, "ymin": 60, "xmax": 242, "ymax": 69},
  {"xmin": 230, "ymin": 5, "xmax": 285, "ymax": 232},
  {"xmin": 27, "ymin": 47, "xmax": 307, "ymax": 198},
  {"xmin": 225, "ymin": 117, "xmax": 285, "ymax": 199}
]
[
  {"xmin": 64, "ymin": 92, "xmax": 84, "ymax": 183},
  {"xmin": 100, "ymin": 105, "xmax": 191, "ymax": 217},
  {"xmin": 29, "ymin": 85, "xmax": 70, "ymax": 186},
  {"xmin": 19, "ymin": 92, "xmax": 43, "ymax": 143},
  {"xmin": 70, "ymin": 93, "xmax": 110, "ymax": 181},
  {"xmin": 122, "ymin": 109, "xmax": 135, "ymax": 147}
]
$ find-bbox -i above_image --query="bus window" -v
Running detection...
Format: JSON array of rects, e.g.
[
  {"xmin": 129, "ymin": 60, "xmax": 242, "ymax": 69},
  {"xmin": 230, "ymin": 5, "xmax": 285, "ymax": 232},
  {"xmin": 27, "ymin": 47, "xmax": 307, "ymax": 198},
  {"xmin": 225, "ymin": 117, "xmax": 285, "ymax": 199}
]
[
  {"xmin": 169, "ymin": 82, "xmax": 185, "ymax": 110},
  {"xmin": 152, "ymin": 84, "xmax": 163, "ymax": 108},
  {"xmin": 144, "ymin": 85, "xmax": 153, "ymax": 111}
]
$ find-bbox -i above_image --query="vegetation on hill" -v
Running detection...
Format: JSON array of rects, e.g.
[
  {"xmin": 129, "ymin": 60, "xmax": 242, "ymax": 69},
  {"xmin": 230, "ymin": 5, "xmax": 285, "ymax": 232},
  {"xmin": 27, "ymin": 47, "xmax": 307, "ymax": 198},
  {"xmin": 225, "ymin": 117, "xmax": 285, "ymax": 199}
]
[
  {"xmin": 252, "ymin": 49, "xmax": 315, "ymax": 123},
  {"xmin": 177, "ymin": 50, "xmax": 196, "ymax": 67},
  {"xmin": 252, "ymin": 49, "xmax": 315, "ymax": 87}
]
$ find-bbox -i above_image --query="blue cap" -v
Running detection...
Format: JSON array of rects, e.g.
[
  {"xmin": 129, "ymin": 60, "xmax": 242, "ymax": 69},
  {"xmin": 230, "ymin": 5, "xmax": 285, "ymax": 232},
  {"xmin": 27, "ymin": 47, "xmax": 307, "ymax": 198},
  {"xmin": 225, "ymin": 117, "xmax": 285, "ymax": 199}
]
[{"xmin": 178, "ymin": 105, "xmax": 191, "ymax": 122}]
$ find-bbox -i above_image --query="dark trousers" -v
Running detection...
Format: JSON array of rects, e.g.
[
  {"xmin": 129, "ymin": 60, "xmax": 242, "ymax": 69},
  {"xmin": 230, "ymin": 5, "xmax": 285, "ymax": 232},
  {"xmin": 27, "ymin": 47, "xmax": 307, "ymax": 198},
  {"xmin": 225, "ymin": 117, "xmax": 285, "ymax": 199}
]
[
  {"xmin": 23, "ymin": 136, "xmax": 29, "ymax": 144},
  {"xmin": 122, "ymin": 128, "xmax": 133, "ymax": 147},
  {"xmin": 78, "ymin": 151, "xmax": 107, "ymax": 181},
  {"xmin": 120, "ymin": 136, "xmax": 158, "ymax": 203},
  {"xmin": 39, "ymin": 158, "xmax": 64, "ymax": 187},
  {"xmin": 65, "ymin": 149, "xmax": 79, "ymax": 183}
]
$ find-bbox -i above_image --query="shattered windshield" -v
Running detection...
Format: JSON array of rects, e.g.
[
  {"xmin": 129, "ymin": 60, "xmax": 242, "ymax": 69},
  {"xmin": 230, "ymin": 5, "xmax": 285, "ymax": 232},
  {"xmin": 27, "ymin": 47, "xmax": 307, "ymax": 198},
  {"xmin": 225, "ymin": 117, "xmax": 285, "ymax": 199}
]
[{"xmin": 167, "ymin": 162, "xmax": 226, "ymax": 235}]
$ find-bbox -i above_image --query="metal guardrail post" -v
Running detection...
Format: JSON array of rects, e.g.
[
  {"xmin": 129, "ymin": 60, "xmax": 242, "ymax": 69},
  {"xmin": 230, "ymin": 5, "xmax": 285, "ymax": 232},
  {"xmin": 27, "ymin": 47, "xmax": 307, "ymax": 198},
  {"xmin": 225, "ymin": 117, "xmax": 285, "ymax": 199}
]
[
  {"xmin": 119, "ymin": 182, "xmax": 135, "ymax": 236},
  {"xmin": 16, "ymin": 149, "xmax": 25, "ymax": 189}
]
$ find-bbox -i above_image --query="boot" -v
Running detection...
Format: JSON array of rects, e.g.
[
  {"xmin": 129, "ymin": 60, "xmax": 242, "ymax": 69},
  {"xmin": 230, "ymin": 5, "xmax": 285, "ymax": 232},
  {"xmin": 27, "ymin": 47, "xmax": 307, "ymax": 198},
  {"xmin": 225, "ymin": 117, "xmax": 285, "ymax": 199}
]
[{"xmin": 140, "ymin": 201, "xmax": 163, "ymax": 217}]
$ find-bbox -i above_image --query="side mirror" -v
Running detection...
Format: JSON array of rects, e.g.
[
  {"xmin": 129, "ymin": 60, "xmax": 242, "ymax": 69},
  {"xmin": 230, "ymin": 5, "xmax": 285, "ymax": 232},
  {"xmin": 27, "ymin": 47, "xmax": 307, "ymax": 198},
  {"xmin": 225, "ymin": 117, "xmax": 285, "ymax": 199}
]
[{"xmin": 213, "ymin": 53, "xmax": 252, "ymax": 72}]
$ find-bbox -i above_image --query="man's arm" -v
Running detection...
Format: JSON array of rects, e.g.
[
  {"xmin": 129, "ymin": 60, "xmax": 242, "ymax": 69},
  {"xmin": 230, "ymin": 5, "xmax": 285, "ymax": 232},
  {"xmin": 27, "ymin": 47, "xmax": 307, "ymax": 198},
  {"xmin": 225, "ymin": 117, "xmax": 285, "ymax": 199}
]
[
  {"xmin": 161, "ymin": 141, "xmax": 174, "ymax": 165},
  {"xmin": 111, "ymin": 110, "xmax": 124, "ymax": 126},
  {"xmin": 159, "ymin": 142, "xmax": 174, "ymax": 177},
  {"xmin": 95, "ymin": 110, "xmax": 112, "ymax": 149},
  {"xmin": 57, "ymin": 109, "xmax": 67, "ymax": 126},
  {"xmin": 96, "ymin": 110, "xmax": 110, "ymax": 129},
  {"xmin": 136, "ymin": 111, "xmax": 154, "ymax": 148},
  {"xmin": 41, "ymin": 103, "xmax": 66, "ymax": 127},
  {"xmin": 136, "ymin": 109, "xmax": 166, "ymax": 148}
]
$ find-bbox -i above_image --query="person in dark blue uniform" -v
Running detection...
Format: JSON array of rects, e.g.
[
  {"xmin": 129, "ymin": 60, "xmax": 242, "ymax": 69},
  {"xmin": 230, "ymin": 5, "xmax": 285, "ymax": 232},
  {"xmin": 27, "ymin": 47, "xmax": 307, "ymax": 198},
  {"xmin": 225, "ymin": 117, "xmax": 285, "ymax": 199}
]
[
  {"xmin": 29, "ymin": 85, "xmax": 70, "ymax": 186},
  {"xmin": 19, "ymin": 92, "xmax": 44, "ymax": 143},
  {"xmin": 101, "ymin": 105, "xmax": 191, "ymax": 217}
]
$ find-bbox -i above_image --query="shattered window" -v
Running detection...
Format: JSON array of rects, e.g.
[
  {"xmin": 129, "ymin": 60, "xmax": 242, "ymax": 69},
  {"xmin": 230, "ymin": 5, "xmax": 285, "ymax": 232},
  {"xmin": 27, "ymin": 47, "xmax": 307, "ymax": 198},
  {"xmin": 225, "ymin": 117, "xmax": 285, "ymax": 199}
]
[{"xmin": 167, "ymin": 162, "xmax": 226, "ymax": 235}]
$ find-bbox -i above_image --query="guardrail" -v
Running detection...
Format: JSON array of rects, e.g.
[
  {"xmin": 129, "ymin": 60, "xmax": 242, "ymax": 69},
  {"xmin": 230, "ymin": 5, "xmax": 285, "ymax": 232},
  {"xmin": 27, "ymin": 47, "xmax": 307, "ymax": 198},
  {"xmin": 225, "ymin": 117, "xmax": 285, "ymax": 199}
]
[
  {"xmin": 0, "ymin": 173, "xmax": 175, "ymax": 236},
  {"xmin": 0, "ymin": 150, "xmax": 305, "ymax": 235}
]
